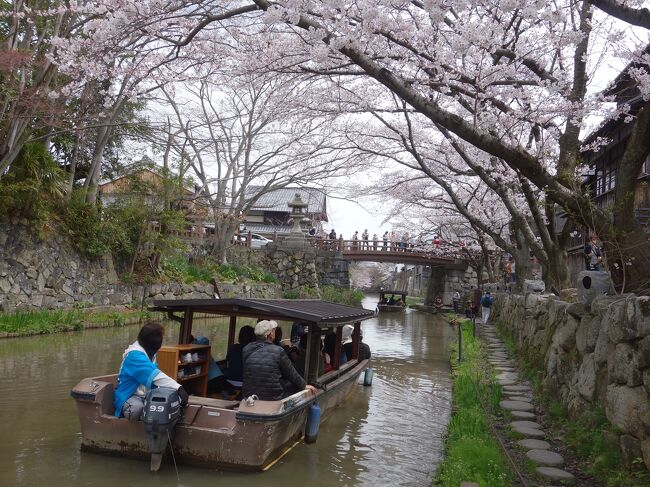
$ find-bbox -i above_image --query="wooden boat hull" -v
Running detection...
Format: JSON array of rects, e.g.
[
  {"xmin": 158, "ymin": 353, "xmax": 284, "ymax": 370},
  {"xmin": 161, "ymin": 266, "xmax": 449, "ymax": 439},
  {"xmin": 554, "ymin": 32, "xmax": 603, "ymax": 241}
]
[
  {"xmin": 377, "ymin": 304, "xmax": 405, "ymax": 312},
  {"xmin": 71, "ymin": 360, "xmax": 368, "ymax": 471}
]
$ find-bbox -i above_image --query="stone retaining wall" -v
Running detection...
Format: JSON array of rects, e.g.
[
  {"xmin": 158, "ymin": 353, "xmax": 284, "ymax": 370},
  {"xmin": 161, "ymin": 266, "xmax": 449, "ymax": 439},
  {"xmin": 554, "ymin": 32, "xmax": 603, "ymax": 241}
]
[
  {"xmin": 493, "ymin": 293, "xmax": 650, "ymax": 469},
  {"xmin": 0, "ymin": 224, "xmax": 281, "ymax": 311}
]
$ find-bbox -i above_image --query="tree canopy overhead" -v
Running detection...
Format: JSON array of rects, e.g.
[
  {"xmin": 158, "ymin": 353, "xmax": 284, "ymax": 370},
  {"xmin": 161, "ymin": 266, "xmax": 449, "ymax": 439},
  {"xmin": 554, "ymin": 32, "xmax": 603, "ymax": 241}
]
[{"xmin": 2, "ymin": 1, "xmax": 650, "ymax": 290}]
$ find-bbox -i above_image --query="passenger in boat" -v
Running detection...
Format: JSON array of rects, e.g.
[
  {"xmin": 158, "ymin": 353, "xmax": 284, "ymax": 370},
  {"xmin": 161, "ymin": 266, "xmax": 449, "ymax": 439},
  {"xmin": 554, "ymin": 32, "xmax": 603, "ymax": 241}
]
[
  {"xmin": 192, "ymin": 335, "xmax": 232, "ymax": 395},
  {"xmin": 293, "ymin": 329, "xmax": 326, "ymax": 377},
  {"xmin": 242, "ymin": 320, "xmax": 317, "ymax": 400},
  {"xmin": 322, "ymin": 331, "xmax": 347, "ymax": 372},
  {"xmin": 113, "ymin": 322, "xmax": 189, "ymax": 420},
  {"xmin": 224, "ymin": 325, "xmax": 256, "ymax": 385},
  {"xmin": 387, "ymin": 295, "xmax": 397, "ymax": 305},
  {"xmin": 379, "ymin": 296, "xmax": 388, "ymax": 305},
  {"xmin": 342, "ymin": 326, "xmax": 371, "ymax": 361},
  {"xmin": 290, "ymin": 321, "xmax": 306, "ymax": 344}
]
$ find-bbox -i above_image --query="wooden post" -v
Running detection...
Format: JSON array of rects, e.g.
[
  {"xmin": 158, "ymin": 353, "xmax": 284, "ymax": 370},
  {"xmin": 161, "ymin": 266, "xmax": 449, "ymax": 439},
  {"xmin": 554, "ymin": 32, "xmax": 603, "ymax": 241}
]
[
  {"xmin": 352, "ymin": 321, "xmax": 360, "ymax": 360},
  {"xmin": 227, "ymin": 315, "xmax": 237, "ymax": 347},
  {"xmin": 303, "ymin": 324, "xmax": 313, "ymax": 382},
  {"xmin": 179, "ymin": 308, "xmax": 194, "ymax": 344},
  {"xmin": 333, "ymin": 326, "xmax": 342, "ymax": 369},
  {"xmin": 308, "ymin": 325, "xmax": 321, "ymax": 384}
]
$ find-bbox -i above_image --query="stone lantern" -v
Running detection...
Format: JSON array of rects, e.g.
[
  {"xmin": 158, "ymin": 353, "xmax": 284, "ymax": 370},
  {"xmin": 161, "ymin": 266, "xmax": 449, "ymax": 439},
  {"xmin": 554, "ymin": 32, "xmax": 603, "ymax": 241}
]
[{"xmin": 287, "ymin": 193, "xmax": 310, "ymax": 235}]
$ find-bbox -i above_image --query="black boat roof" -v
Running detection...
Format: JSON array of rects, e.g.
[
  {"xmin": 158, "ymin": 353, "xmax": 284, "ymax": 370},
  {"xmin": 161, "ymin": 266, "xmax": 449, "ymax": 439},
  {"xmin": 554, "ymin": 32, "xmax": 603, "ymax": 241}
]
[
  {"xmin": 150, "ymin": 298, "xmax": 375, "ymax": 326},
  {"xmin": 379, "ymin": 290, "xmax": 407, "ymax": 295}
]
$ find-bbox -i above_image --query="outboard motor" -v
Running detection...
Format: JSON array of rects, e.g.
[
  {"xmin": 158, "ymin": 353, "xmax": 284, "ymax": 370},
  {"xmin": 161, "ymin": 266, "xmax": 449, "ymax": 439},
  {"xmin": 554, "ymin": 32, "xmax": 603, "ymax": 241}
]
[{"xmin": 143, "ymin": 387, "xmax": 182, "ymax": 472}]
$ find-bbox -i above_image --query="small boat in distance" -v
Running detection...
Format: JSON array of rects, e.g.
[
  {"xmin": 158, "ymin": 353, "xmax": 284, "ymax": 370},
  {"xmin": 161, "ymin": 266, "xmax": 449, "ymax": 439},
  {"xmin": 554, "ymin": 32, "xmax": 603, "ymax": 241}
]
[
  {"xmin": 377, "ymin": 290, "xmax": 407, "ymax": 312},
  {"xmin": 70, "ymin": 298, "xmax": 375, "ymax": 472}
]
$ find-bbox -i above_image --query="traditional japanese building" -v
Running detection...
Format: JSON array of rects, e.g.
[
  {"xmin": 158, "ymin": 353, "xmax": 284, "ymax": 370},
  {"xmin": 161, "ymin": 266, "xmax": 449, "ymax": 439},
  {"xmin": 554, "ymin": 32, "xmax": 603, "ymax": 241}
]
[
  {"xmin": 564, "ymin": 49, "xmax": 650, "ymax": 281},
  {"xmin": 241, "ymin": 186, "xmax": 328, "ymax": 238}
]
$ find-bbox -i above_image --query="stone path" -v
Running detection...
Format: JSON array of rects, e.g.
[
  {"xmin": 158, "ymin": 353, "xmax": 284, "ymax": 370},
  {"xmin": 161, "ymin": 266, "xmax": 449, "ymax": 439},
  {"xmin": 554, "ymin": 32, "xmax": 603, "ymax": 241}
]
[{"xmin": 480, "ymin": 321, "xmax": 576, "ymax": 484}]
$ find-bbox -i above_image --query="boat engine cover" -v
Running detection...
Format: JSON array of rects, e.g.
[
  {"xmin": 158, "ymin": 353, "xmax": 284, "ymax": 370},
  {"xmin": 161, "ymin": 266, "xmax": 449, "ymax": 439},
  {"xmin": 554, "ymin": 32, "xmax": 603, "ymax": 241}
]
[{"xmin": 143, "ymin": 387, "xmax": 181, "ymax": 455}]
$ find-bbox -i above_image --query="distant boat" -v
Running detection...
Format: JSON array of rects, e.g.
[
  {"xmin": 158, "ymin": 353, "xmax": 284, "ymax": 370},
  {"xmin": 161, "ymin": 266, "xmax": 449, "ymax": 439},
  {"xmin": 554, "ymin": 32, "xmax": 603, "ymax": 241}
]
[
  {"xmin": 71, "ymin": 298, "xmax": 375, "ymax": 472},
  {"xmin": 377, "ymin": 290, "xmax": 407, "ymax": 312}
]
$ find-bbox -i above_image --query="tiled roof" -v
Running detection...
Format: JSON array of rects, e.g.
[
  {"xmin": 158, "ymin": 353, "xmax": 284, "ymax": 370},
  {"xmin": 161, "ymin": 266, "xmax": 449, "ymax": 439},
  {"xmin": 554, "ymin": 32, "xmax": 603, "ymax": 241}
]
[
  {"xmin": 246, "ymin": 186, "xmax": 327, "ymax": 219},
  {"xmin": 241, "ymin": 224, "xmax": 293, "ymax": 235}
]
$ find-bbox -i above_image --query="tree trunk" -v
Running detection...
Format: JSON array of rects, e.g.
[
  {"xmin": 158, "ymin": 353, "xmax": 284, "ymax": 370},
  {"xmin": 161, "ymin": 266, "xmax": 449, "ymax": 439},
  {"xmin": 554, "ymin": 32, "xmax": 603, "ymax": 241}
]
[{"xmin": 541, "ymin": 245, "xmax": 569, "ymax": 291}]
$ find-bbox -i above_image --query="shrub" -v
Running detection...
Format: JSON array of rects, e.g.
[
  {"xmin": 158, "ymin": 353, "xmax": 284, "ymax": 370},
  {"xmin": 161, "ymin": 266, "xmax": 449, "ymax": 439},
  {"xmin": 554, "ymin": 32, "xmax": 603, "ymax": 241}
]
[{"xmin": 321, "ymin": 285, "xmax": 364, "ymax": 306}]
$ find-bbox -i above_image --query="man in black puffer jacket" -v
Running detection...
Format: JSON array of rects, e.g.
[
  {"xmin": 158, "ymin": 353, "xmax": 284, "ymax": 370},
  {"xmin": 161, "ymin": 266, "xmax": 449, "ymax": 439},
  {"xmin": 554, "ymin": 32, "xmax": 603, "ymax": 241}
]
[{"xmin": 242, "ymin": 320, "xmax": 317, "ymax": 401}]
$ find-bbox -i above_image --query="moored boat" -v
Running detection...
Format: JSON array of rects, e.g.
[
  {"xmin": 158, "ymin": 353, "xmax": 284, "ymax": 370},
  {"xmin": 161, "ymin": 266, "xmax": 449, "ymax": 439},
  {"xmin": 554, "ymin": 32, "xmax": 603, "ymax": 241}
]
[
  {"xmin": 71, "ymin": 298, "xmax": 374, "ymax": 471},
  {"xmin": 377, "ymin": 290, "xmax": 407, "ymax": 312}
]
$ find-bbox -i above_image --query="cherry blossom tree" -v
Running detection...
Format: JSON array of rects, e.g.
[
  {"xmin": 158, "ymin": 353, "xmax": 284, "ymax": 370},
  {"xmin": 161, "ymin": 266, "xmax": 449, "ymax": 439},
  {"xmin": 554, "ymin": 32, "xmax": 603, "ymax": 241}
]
[
  {"xmin": 151, "ymin": 71, "xmax": 365, "ymax": 261},
  {"xmin": 7, "ymin": 0, "xmax": 650, "ymax": 290}
]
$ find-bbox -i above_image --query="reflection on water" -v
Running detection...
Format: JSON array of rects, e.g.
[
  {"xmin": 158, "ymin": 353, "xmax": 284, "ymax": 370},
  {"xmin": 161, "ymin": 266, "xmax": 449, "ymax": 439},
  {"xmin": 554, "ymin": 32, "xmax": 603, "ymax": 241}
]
[{"xmin": 0, "ymin": 295, "xmax": 452, "ymax": 486}]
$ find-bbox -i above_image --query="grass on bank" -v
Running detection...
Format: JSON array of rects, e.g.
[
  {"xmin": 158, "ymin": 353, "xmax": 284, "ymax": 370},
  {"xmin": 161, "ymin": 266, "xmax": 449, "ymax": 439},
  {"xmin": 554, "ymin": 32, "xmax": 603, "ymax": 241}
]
[
  {"xmin": 405, "ymin": 296, "xmax": 424, "ymax": 306},
  {"xmin": 161, "ymin": 256, "xmax": 276, "ymax": 284},
  {"xmin": 0, "ymin": 307, "xmax": 155, "ymax": 336},
  {"xmin": 495, "ymin": 323, "xmax": 650, "ymax": 487},
  {"xmin": 434, "ymin": 319, "xmax": 513, "ymax": 487},
  {"xmin": 282, "ymin": 285, "xmax": 365, "ymax": 307}
]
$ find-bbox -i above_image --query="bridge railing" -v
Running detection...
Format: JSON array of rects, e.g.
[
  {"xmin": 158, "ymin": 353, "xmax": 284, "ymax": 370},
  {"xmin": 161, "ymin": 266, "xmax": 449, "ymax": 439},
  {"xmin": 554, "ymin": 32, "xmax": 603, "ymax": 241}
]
[{"xmin": 307, "ymin": 238, "xmax": 463, "ymax": 261}]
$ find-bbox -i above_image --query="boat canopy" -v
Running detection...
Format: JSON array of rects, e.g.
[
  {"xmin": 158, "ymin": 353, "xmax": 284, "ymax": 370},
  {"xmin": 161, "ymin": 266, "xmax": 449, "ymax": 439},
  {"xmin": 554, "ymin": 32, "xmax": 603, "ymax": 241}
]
[
  {"xmin": 379, "ymin": 290, "xmax": 407, "ymax": 297},
  {"xmin": 150, "ymin": 298, "xmax": 374, "ymax": 386},
  {"xmin": 151, "ymin": 298, "xmax": 374, "ymax": 325},
  {"xmin": 151, "ymin": 298, "xmax": 375, "ymax": 343}
]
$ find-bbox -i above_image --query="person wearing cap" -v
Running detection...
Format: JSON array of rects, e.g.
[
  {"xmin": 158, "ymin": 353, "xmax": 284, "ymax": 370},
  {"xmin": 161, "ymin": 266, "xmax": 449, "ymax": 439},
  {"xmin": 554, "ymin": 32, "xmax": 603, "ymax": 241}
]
[
  {"xmin": 242, "ymin": 320, "xmax": 317, "ymax": 400},
  {"xmin": 113, "ymin": 322, "xmax": 188, "ymax": 420},
  {"xmin": 342, "ymin": 324, "xmax": 371, "ymax": 361}
]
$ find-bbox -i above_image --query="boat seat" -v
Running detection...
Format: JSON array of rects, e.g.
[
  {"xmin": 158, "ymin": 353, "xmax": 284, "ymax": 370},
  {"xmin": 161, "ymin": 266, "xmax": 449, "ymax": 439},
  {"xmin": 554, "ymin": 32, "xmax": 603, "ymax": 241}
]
[{"xmin": 188, "ymin": 396, "xmax": 239, "ymax": 409}]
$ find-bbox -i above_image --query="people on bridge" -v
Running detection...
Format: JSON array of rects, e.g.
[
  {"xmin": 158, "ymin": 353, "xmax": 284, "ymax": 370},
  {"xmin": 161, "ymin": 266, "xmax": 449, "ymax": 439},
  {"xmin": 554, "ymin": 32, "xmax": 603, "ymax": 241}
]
[
  {"xmin": 372, "ymin": 233, "xmax": 378, "ymax": 250},
  {"xmin": 328, "ymin": 229, "xmax": 337, "ymax": 240},
  {"xmin": 382, "ymin": 231, "xmax": 389, "ymax": 250},
  {"xmin": 242, "ymin": 320, "xmax": 317, "ymax": 401},
  {"xmin": 361, "ymin": 229, "xmax": 369, "ymax": 249},
  {"xmin": 113, "ymin": 322, "xmax": 188, "ymax": 421},
  {"xmin": 352, "ymin": 230, "xmax": 359, "ymax": 250}
]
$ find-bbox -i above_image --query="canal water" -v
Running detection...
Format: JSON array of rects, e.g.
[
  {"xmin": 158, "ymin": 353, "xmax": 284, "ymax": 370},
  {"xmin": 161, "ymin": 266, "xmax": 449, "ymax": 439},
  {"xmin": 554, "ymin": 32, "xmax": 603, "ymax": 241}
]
[{"xmin": 0, "ymin": 296, "xmax": 453, "ymax": 487}]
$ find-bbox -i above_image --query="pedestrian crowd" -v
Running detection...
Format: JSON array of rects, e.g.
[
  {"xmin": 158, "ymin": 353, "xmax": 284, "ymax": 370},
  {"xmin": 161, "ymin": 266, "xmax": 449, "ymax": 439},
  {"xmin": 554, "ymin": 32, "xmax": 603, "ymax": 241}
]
[{"xmin": 315, "ymin": 229, "xmax": 480, "ymax": 259}]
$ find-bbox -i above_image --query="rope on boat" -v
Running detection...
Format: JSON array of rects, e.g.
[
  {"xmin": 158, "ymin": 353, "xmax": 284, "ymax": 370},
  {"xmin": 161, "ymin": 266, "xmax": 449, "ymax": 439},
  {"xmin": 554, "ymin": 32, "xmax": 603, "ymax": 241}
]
[{"xmin": 167, "ymin": 430, "xmax": 182, "ymax": 486}]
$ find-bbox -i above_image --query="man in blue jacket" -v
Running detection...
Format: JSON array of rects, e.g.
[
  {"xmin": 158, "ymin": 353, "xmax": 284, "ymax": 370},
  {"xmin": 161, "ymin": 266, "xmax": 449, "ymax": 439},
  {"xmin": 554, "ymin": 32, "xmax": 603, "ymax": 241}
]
[{"xmin": 113, "ymin": 322, "xmax": 188, "ymax": 420}]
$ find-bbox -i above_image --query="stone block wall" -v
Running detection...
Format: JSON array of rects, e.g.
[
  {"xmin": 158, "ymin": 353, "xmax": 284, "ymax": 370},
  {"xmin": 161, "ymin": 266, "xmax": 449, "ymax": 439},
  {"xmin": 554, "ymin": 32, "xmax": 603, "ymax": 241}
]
[
  {"xmin": 493, "ymin": 293, "xmax": 650, "ymax": 469},
  {"xmin": 0, "ymin": 224, "xmax": 281, "ymax": 311},
  {"xmin": 0, "ymin": 224, "xmax": 122, "ymax": 311},
  {"xmin": 264, "ymin": 244, "xmax": 319, "ymax": 291}
]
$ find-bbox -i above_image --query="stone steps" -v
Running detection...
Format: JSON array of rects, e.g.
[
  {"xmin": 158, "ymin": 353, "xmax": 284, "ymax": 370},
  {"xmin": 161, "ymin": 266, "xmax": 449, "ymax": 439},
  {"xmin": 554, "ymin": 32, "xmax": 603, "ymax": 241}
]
[{"xmin": 479, "ymin": 322, "xmax": 576, "ymax": 484}]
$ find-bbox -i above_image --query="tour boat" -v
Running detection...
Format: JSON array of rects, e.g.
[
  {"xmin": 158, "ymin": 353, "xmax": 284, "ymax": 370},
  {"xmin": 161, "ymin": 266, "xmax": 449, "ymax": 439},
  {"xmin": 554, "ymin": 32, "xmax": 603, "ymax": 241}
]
[
  {"xmin": 70, "ymin": 298, "xmax": 374, "ymax": 471},
  {"xmin": 377, "ymin": 290, "xmax": 407, "ymax": 312}
]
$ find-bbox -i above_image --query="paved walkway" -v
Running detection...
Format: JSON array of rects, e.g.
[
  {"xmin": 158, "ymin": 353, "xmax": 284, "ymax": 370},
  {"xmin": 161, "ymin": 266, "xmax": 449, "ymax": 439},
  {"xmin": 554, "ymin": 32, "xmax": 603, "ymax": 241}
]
[{"xmin": 480, "ymin": 320, "xmax": 576, "ymax": 484}]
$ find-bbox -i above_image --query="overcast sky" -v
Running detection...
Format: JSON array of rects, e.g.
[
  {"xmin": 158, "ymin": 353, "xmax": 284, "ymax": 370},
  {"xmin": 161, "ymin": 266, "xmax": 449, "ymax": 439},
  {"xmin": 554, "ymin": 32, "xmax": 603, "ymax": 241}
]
[{"xmin": 326, "ymin": 195, "xmax": 392, "ymax": 239}]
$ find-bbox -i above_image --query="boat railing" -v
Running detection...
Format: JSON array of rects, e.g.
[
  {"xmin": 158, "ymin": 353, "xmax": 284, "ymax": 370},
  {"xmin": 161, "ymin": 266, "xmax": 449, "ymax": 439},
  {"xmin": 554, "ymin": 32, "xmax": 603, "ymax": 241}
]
[{"xmin": 317, "ymin": 359, "xmax": 359, "ymax": 384}]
